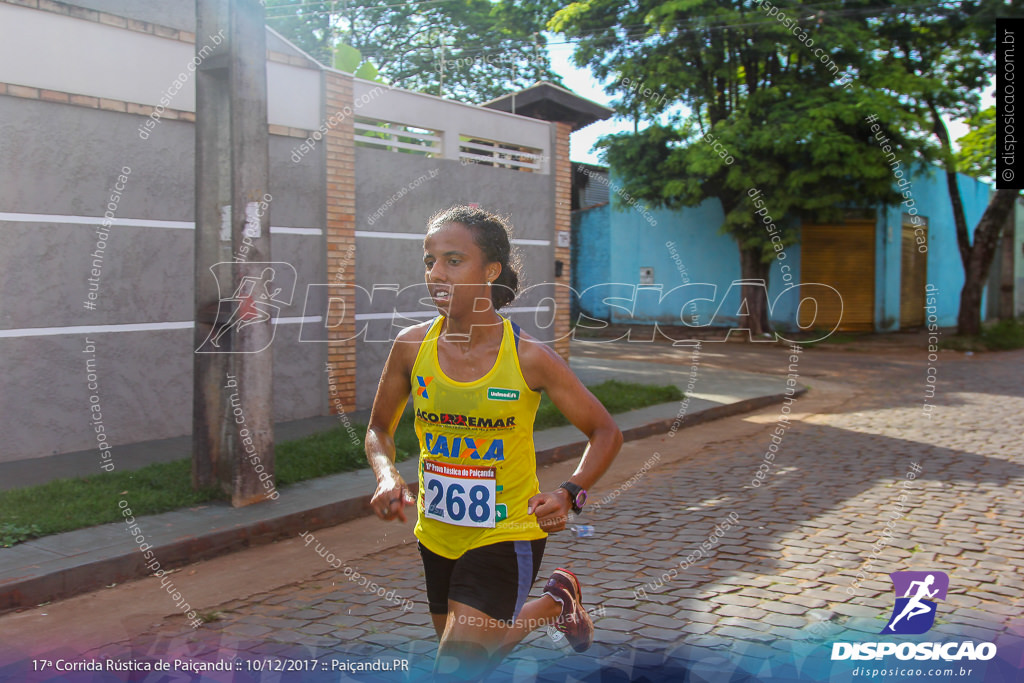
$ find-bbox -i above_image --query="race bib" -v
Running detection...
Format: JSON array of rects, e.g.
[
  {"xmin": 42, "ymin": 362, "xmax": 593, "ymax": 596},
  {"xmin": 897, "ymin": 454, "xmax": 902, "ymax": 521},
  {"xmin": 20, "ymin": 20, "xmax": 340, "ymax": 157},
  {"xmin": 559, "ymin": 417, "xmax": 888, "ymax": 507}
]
[{"xmin": 423, "ymin": 461, "xmax": 498, "ymax": 528}]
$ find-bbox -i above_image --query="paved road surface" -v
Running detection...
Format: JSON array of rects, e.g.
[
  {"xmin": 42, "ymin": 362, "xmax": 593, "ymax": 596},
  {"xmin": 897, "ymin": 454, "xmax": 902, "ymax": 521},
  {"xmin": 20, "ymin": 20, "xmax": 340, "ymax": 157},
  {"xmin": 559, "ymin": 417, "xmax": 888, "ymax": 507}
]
[{"xmin": 3, "ymin": 338, "xmax": 1021, "ymax": 682}]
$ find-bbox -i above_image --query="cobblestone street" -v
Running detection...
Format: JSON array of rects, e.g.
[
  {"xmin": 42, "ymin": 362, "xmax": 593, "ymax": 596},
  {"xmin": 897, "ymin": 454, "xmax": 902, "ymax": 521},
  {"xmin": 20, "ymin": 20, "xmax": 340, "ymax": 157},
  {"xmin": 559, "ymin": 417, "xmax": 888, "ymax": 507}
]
[{"xmin": 11, "ymin": 341, "xmax": 1024, "ymax": 682}]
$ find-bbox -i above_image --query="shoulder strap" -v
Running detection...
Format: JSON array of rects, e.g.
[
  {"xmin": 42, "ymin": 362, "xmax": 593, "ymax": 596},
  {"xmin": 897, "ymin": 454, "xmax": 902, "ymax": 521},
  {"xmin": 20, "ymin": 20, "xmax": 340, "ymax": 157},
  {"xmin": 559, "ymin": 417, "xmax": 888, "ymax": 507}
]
[
  {"xmin": 509, "ymin": 319, "xmax": 521, "ymax": 351},
  {"xmin": 410, "ymin": 316, "xmax": 444, "ymax": 380}
]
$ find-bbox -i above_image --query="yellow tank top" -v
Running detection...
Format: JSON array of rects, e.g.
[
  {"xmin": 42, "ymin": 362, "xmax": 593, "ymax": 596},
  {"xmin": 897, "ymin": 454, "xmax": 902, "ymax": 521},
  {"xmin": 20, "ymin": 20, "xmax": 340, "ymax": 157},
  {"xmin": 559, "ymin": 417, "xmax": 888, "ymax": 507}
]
[{"xmin": 411, "ymin": 316, "xmax": 545, "ymax": 559}]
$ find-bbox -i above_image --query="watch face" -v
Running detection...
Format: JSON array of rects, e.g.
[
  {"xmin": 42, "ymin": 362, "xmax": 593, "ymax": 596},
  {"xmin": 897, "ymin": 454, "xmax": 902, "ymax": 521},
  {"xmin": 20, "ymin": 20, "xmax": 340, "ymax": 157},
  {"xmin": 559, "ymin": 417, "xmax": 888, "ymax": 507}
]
[{"xmin": 575, "ymin": 490, "xmax": 588, "ymax": 508}]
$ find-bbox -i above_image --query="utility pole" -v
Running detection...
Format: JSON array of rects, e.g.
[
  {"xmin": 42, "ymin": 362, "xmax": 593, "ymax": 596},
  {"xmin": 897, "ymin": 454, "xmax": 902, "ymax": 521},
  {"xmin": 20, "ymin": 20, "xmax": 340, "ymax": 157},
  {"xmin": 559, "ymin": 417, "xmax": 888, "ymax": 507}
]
[{"xmin": 193, "ymin": 0, "xmax": 274, "ymax": 507}]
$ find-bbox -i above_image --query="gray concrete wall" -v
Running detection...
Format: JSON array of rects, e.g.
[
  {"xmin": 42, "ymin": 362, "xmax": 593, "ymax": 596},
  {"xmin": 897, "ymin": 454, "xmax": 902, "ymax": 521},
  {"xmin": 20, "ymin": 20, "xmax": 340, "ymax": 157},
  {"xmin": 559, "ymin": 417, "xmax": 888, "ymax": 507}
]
[
  {"xmin": 353, "ymin": 148, "xmax": 555, "ymax": 409},
  {"xmin": 0, "ymin": 97, "xmax": 325, "ymax": 462},
  {"xmin": 0, "ymin": 3, "xmax": 558, "ymax": 463}
]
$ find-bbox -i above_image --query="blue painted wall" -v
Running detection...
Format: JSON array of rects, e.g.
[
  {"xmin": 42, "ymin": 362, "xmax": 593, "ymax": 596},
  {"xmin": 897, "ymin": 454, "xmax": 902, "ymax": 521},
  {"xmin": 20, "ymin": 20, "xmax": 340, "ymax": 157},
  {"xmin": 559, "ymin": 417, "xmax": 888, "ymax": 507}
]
[
  {"xmin": 877, "ymin": 165, "xmax": 993, "ymax": 329},
  {"xmin": 571, "ymin": 164, "xmax": 997, "ymax": 332},
  {"xmin": 595, "ymin": 194, "xmax": 804, "ymax": 334},
  {"xmin": 571, "ymin": 203, "xmax": 611, "ymax": 320}
]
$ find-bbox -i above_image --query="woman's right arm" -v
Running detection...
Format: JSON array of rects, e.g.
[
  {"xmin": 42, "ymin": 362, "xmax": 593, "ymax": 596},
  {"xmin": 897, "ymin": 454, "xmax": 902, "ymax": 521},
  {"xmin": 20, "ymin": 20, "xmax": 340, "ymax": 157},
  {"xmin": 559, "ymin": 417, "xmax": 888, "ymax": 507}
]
[{"xmin": 365, "ymin": 325, "xmax": 423, "ymax": 522}]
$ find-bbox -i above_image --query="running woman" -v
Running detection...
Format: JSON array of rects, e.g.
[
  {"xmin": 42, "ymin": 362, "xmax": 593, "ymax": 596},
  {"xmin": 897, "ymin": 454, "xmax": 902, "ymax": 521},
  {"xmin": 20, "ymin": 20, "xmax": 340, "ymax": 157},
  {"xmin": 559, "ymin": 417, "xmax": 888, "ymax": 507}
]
[{"xmin": 365, "ymin": 206, "xmax": 622, "ymax": 679}]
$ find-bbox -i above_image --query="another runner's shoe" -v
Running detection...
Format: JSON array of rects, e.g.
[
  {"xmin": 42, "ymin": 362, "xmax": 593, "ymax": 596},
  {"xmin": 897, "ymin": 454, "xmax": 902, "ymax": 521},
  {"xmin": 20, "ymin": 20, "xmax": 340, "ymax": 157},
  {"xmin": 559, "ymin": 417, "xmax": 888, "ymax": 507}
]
[{"xmin": 543, "ymin": 568, "xmax": 594, "ymax": 652}]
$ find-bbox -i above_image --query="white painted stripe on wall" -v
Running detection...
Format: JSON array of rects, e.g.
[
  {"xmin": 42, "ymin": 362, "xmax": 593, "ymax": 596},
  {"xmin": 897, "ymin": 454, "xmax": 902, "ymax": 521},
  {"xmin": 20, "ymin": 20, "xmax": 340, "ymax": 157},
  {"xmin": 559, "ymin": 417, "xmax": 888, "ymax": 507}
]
[
  {"xmin": 0, "ymin": 216, "xmax": 555, "ymax": 243},
  {"xmin": 503, "ymin": 305, "xmax": 553, "ymax": 315},
  {"xmin": 0, "ymin": 212, "xmax": 194, "ymax": 229},
  {"xmin": 0, "ymin": 309, "xmax": 547, "ymax": 337},
  {"xmin": 272, "ymin": 227, "xmax": 322, "ymax": 235},
  {"xmin": 275, "ymin": 316, "xmax": 321, "ymax": 325},
  {"xmin": 0, "ymin": 316, "xmax": 320, "ymax": 339},
  {"xmin": 0, "ymin": 321, "xmax": 194, "ymax": 338},
  {"xmin": 354, "ymin": 305, "xmax": 551, "ymax": 321},
  {"xmin": 355, "ymin": 230, "xmax": 550, "ymax": 246},
  {"xmin": 0, "ymin": 212, "xmax": 322, "ymax": 235},
  {"xmin": 355, "ymin": 230, "xmax": 421, "ymax": 240}
]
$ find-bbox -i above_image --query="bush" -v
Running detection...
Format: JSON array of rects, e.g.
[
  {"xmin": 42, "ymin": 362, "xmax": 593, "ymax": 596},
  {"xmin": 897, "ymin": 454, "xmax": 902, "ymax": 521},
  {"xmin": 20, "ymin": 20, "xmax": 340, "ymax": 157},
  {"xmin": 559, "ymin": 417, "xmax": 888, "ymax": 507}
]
[
  {"xmin": 0, "ymin": 522, "xmax": 41, "ymax": 548},
  {"xmin": 940, "ymin": 317, "xmax": 1024, "ymax": 352},
  {"xmin": 981, "ymin": 318, "xmax": 1024, "ymax": 350}
]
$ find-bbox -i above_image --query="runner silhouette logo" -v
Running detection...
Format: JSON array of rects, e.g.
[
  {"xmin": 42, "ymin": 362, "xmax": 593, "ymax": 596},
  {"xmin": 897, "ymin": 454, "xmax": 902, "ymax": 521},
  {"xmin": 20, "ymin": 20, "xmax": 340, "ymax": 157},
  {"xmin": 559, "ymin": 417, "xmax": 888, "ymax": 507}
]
[
  {"xmin": 882, "ymin": 571, "xmax": 948, "ymax": 635},
  {"xmin": 196, "ymin": 262, "xmax": 297, "ymax": 354}
]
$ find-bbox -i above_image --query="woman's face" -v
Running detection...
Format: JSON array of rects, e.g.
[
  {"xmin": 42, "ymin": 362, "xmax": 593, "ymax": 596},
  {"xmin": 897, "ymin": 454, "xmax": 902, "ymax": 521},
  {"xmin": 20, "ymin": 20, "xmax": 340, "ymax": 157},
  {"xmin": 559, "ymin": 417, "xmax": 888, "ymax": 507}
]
[{"xmin": 423, "ymin": 222, "xmax": 498, "ymax": 316}]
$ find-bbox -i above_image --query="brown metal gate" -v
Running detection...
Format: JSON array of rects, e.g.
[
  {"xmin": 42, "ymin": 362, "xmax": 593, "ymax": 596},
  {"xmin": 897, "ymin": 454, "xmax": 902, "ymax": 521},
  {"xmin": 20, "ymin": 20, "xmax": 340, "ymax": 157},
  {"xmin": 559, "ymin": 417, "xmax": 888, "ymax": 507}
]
[{"xmin": 799, "ymin": 220, "xmax": 876, "ymax": 332}]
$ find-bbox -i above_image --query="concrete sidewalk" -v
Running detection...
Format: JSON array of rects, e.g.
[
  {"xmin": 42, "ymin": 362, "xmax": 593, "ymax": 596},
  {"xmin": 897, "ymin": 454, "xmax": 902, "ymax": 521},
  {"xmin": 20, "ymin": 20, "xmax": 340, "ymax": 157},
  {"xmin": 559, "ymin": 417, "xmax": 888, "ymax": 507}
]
[{"xmin": 0, "ymin": 352, "xmax": 800, "ymax": 613}]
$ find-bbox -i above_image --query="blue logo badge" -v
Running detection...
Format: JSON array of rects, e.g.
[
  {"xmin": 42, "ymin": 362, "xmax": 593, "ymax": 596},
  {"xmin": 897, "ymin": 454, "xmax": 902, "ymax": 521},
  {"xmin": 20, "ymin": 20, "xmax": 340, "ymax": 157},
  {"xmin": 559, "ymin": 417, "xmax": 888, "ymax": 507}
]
[{"xmin": 881, "ymin": 571, "xmax": 948, "ymax": 634}]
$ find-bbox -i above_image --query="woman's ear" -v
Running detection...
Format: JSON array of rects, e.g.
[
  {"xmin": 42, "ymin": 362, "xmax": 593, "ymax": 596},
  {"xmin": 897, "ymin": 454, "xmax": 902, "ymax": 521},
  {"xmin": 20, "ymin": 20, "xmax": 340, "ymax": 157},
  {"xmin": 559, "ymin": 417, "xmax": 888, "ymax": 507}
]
[{"xmin": 488, "ymin": 263, "xmax": 502, "ymax": 284}]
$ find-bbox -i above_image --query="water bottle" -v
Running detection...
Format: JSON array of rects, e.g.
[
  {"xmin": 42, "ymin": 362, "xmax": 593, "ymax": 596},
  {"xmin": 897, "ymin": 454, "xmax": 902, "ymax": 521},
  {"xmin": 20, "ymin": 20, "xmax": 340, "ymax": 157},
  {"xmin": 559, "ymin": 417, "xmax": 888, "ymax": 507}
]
[{"xmin": 571, "ymin": 525, "xmax": 595, "ymax": 538}]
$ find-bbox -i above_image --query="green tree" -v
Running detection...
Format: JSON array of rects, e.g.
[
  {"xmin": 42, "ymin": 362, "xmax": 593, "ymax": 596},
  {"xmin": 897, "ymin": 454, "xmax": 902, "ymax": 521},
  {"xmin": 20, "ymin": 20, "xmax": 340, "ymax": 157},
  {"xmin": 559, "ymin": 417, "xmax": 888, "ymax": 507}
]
[
  {"xmin": 951, "ymin": 108, "xmax": 1017, "ymax": 336},
  {"xmin": 264, "ymin": 0, "xmax": 334, "ymax": 65},
  {"xmin": 551, "ymin": 0, "xmax": 933, "ymax": 335},
  {"xmin": 265, "ymin": 0, "xmax": 562, "ymax": 103},
  {"xmin": 869, "ymin": 0, "xmax": 1013, "ymax": 336},
  {"xmin": 956, "ymin": 106, "xmax": 995, "ymax": 182}
]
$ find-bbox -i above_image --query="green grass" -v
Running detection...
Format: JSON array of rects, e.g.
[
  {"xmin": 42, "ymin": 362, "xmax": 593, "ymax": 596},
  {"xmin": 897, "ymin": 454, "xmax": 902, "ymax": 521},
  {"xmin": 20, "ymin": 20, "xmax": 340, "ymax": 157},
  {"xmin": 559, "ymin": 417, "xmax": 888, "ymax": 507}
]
[
  {"xmin": 981, "ymin": 318, "xmax": 1024, "ymax": 350},
  {"xmin": 940, "ymin": 317, "xmax": 1024, "ymax": 352},
  {"xmin": 0, "ymin": 380, "xmax": 682, "ymax": 543}
]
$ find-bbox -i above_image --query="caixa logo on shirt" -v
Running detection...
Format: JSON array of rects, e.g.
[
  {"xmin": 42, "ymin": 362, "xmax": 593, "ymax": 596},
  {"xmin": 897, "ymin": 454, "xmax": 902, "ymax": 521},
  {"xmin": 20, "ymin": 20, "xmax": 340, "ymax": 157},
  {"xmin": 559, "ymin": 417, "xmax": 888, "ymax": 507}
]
[
  {"xmin": 830, "ymin": 571, "xmax": 997, "ymax": 662},
  {"xmin": 423, "ymin": 432, "xmax": 504, "ymax": 460}
]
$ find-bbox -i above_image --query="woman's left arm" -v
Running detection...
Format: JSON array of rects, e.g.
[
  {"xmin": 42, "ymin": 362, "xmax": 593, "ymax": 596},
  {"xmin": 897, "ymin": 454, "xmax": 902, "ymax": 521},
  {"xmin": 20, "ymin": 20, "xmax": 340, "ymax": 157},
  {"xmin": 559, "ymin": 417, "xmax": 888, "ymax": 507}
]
[{"xmin": 519, "ymin": 339, "xmax": 623, "ymax": 531}]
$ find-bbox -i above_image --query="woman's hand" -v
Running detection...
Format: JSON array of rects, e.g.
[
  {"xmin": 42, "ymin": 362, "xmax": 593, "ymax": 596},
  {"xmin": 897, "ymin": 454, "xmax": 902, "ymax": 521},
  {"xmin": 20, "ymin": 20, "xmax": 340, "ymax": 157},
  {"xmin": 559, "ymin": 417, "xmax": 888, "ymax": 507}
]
[
  {"xmin": 528, "ymin": 489, "xmax": 572, "ymax": 533},
  {"xmin": 370, "ymin": 475, "xmax": 415, "ymax": 522}
]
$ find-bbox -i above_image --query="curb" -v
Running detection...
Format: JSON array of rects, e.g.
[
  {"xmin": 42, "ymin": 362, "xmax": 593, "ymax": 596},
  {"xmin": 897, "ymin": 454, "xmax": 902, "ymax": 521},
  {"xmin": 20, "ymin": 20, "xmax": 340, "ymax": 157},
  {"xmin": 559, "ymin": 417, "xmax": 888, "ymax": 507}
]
[{"xmin": 0, "ymin": 390, "xmax": 803, "ymax": 613}]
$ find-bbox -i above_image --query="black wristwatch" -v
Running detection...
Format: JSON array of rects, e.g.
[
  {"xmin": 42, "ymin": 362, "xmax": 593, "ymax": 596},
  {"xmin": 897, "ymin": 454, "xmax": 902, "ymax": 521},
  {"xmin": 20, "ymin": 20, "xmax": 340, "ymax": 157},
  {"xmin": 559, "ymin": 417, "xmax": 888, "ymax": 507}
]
[{"xmin": 559, "ymin": 481, "xmax": 588, "ymax": 514}]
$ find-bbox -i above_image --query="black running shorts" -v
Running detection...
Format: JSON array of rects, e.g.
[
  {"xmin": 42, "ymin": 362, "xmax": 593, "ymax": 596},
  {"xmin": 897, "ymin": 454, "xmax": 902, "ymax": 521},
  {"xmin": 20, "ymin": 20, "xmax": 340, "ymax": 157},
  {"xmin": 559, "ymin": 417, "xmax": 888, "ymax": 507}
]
[{"xmin": 418, "ymin": 538, "xmax": 547, "ymax": 623}]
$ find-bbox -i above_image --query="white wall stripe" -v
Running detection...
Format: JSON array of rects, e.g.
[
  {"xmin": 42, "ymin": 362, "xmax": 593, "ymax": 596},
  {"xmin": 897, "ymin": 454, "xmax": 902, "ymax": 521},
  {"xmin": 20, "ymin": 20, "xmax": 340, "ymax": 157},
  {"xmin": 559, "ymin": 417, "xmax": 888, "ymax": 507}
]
[
  {"xmin": 502, "ymin": 305, "xmax": 553, "ymax": 315},
  {"xmin": 0, "ymin": 215, "xmax": 555, "ymax": 244},
  {"xmin": 354, "ymin": 305, "xmax": 550, "ymax": 321},
  {"xmin": 0, "ymin": 213, "xmax": 193, "ymax": 230},
  {"xmin": 272, "ymin": 227, "xmax": 322, "ymax": 235},
  {"xmin": 355, "ymin": 230, "xmax": 550, "ymax": 246},
  {"xmin": 0, "ymin": 308, "xmax": 548, "ymax": 338},
  {"xmin": 0, "ymin": 316, "xmax": 321, "ymax": 339},
  {"xmin": 275, "ymin": 316, "xmax": 322, "ymax": 325},
  {"xmin": 0, "ymin": 321, "xmax": 194, "ymax": 338},
  {"xmin": 0, "ymin": 212, "xmax": 322, "ymax": 236},
  {"xmin": 354, "ymin": 230, "xmax": 420, "ymax": 240}
]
